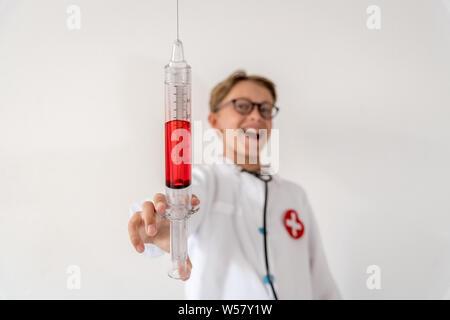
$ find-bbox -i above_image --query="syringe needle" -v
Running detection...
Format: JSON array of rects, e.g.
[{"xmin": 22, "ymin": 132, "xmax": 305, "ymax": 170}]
[{"xmin": 176, "ymin": 0, "xmax": 179, "ymax": 41}]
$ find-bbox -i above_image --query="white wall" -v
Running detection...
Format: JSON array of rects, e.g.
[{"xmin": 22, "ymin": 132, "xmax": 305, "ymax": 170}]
[{"xmin": 0, "ymin": 0, "xmax": 449, "ymax": 299}]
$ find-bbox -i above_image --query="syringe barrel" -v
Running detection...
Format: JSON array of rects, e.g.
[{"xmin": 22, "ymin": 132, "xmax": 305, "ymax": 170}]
[{"xmin": 164, "ymin": 41, "xmax": 192, "ymax": 189}]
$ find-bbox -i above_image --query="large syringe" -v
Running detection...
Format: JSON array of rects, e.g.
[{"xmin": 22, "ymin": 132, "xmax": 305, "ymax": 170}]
[{"xmin": 162, "ymin": 1, "xmax": 194, "ymax": 280}]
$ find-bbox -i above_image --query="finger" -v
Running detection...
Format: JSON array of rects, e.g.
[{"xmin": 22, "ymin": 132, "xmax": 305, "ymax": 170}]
[
  {"xmin": 153, "ymin": 193, "xmax": 168, "ymax": 214},
  {"xmin": 180, "ymin": 257, "xmax": 193, "ymax": 282},
  {"xmin": 141, "ymin": 201, "xmax": 157, "ymax": 237},
  {"xmin": 191, "ymin": 194, "xmax": 200, "ymax": 207},
  {"xmin": 128, "ymin": 212, "xmax": 145, "ymax": 253}
]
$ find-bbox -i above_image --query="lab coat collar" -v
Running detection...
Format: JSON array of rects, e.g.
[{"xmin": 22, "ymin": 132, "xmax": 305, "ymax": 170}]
[{"xmin": 218, "ymin": 155, "xmax": 280, "ymax": 182}]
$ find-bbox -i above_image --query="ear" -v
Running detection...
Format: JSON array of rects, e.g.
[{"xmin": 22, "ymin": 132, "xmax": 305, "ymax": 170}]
[{"xmin": 208, "ymin": 112, "xmax": 218, "ymax": 129}]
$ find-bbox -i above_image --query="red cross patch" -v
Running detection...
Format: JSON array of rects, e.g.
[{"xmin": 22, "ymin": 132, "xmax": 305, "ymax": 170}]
[{"xmin": 283, "ymin": 209, "xmax": 305, "ymax": 239}]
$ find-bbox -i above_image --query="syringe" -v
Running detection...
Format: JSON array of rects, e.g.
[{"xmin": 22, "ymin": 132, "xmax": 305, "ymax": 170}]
[{"xmin": 163, "ymin": 35, "xmax": 193, "ymax": 279}]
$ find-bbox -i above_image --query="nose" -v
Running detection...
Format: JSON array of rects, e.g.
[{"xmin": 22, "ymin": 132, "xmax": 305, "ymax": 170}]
[{"xmin": 248, "ymin": 104, "xmax": 264, "ymax": 122}]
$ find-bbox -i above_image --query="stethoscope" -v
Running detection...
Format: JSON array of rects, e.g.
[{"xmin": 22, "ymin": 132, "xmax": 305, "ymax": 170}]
[{"xmin": 240, "ymin": 168, "xmax": 279, "ymax": 300}]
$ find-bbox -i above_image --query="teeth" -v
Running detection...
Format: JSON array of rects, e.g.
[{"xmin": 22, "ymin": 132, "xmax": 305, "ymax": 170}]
[
  {"xmin": 245, "ymin": 131, "xmax": 258, "ymax": 139},
  {"xmin": 239, "ymin": 128, "xmax": 262, "ymax": 139}
]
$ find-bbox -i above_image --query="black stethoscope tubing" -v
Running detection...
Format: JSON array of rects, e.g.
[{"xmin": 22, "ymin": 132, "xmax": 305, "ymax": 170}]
[{"xmin": 241, "ymin": 168, "xmax": 279, "ymax": 300}]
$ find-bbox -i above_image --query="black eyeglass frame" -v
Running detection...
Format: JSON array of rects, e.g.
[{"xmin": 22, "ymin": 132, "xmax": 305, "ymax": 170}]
[{"xmin": 214, "ymin": 97, "xmax": 280, "ymax": 120}]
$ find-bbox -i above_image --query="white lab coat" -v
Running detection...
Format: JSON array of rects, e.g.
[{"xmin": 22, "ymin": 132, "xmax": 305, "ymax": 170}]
[{"xmin": 130, "ymin": 156, "xmax": 341, "ymax": 299}]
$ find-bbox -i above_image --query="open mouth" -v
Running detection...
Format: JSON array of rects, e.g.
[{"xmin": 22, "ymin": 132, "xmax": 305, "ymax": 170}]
[{"xmin": 242, "ymin": 128, "xmax": 260, "ymax": 140}]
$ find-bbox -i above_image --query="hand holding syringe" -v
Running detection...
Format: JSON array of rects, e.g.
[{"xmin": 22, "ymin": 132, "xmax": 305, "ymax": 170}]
[{"xmin": 128, "ymin": 193, "xmax": 199, "ymax": 281}]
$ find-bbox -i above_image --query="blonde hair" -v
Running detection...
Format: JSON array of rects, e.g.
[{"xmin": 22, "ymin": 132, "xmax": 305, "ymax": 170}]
[{"xmin": 209, "ymin": 70, "xmax": 277, "ymax": 113}]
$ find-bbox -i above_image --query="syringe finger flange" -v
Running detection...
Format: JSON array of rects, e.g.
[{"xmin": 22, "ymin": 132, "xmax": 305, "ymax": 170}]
[
  {"xmin": 164, "ymin": 211, "xmax": 192, "ymax": 220},
  {"xmin": 156, "ymin": 210, "xmax": 169, "ymax": 219},
  {"xmin": 187, "ymin": 206, "xmax": 199, "ymax": 216}
]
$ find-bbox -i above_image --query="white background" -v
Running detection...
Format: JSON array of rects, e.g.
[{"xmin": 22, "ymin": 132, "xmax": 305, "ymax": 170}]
[{"xmin": 1, "ymin": 0, "xmax": 449, "ymax": 299}]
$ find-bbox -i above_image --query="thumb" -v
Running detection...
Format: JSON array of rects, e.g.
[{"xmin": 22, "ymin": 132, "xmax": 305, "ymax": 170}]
[{"xmin": 180, "ymin": 257, "xmax": 193, "ymax": 281}]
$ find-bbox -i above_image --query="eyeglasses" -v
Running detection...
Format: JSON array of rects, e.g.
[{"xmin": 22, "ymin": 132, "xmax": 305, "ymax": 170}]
[{"xmin": 214, "ymin": 97, "xmax": 280, "ymax": 120}]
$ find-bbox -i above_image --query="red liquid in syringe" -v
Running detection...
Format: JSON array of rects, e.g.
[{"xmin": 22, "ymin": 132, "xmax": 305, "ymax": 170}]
[{"xmin": 165, "ymin": 120, "xmax": 191, "ymax": 189}]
